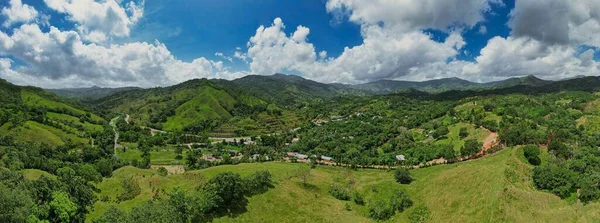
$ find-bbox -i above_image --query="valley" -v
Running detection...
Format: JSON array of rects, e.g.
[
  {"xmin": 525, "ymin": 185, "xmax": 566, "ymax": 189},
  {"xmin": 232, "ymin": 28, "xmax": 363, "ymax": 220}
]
[{"xmin": 2, "ymin": 74, "xmax": 600, "ymax": 222}]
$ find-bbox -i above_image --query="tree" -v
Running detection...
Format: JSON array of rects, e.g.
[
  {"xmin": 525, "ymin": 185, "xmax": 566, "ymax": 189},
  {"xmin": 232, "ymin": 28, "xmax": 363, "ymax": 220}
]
[
  {"xmin": 532, "ymin": 164, "xmax": 576, "ymax": 198},
  {"xmin": 461, "ymin": 139, "xmax": 482, "ymax": 157},
  {"xmin": 394, "ymin": 168, "xmax": 413, "ymax": 184},
  {"xmin": 296, "ymin": 166, "xmax": 312, "ymax": 186},
  {"xmin": 548, "ymin": 141, "xmax": 571, "ymax": 159},
  {"xmin": 204, "ymin": 172, "xmax": 246, "ymax": 210},
  {"xmin": 78, "ymin": 164, "xmax": 103, "ymax": 183},
  {"xmin": 57, "ymin": 167, "xmax": 97, "ymax": 221},
  {"xmin": 50, "ymin": 191, "xmax": 78, "ymax": 223},
  {"xmin": 158, "ymin": 167, "xmax": 169, "ymax": 176},
  {"xmin": 523, "ymin": 145, "xmax": 541, "ymax": 165},
  {"xmin": 117, "ymin": 177, "xmax": 141, "ymax": 202},
  {"xmin": 168, "ymin": 188, "xmax": 191, "ymax": 223},
  {"xmin": 0, "ymin": 184, "xmax": 33, "ymax": 223},
  {"xmin": 93, "ymin": 206, "xmax": 128, "ymax": 223},
  {"xmin": 243, "ymin": 170, "xmax": 272, "ymax": 195},
  {"xmin": 459, "ymin": 127, "xmax": 468, "ymax": 139}
]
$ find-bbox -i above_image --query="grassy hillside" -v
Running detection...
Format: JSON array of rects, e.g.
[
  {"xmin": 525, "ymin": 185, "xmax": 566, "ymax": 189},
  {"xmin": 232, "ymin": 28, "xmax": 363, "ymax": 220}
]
[
  {"xmin": 0, "ymin": 79, "xmax": 106, "ymax": 146},
  {"xmin": 88, "ymin": 147, "xmax": 599, "ymax": 222},
  {"xmin": 92, "ymin": 77, "xmax": 306, "ymax": 136}
]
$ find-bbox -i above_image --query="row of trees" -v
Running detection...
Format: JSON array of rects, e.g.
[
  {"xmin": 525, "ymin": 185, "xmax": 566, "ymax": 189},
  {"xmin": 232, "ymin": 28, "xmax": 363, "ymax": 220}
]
[{"xmin": 94, "ymin": 170, "xmax": 272, "ymax": 223}]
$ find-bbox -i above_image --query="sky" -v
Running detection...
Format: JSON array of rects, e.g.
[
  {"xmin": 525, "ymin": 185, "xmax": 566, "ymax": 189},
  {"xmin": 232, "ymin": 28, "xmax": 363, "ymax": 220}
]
[{"xmin": 0, "ymin": 0, "xmax": 599, "ymax": 88}]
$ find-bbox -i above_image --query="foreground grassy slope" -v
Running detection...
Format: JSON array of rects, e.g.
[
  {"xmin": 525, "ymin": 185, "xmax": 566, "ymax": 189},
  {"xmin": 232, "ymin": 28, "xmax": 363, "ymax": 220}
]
[{"xmin": 88, "ymin": 148, "xmax": 599, "ymax": 222}]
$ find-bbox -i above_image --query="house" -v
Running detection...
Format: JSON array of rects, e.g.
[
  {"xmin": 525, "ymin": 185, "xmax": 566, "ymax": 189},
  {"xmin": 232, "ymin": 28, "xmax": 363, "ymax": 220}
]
[
  {"xmin": 286, "ymin": 152, "xmax": 308, "ymax": 160},
  {"xmin": 395, "ymin": 154, "xmax": 406, "ymax": 161},
  {"xmin": 296, "ymin": 153, "xmax": 308, "ymax": 160},
  {"xmin": 320, "ymin": 156, "xmax": 333, "ymax": 161},
  {"xmin": 330, "ymin": 115, "xmax": 343, "ymax": 121}
]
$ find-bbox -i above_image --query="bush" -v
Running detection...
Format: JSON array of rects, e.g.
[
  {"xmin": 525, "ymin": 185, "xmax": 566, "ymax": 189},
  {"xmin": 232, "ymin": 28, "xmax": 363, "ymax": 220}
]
[
  {"xmin": 368, "ymin": 199, "xmax": 395, "ymax": 220},
  {"xmin": 523, "ymin": 145, "xmax": 541, "ymax": 165},
  {"xmin": 390, "ymin": 189, "xmax": 413, "ymax": 212},
  {"xmin": 461, "ymin": 139, "xmax": 482, "ymax": 157},
  {"xmin": 367, "ymin": 188, "xmax": 413, "ymax": 220},
  {"xmin": 532, "ymin": 165, "xmax": 576, "ymax": 198},
  {"xmin": 329, "ymin": 182, "xmax": 351, "ymax": 200},
  {"xmin": 243, "ymin": 170, "xmax": 272, "ymax": 195},
  {"xmin": 117, "ymin": 177, "xmax": 141, "ymax": 202},
  {"xmin": 395, "ymin": 168, "xmax": 413, "ymax": 184},
  {"xmin": 459, "ymin": 127, "xmax": 468, "ymax": 139},
  {"xmin": 157, "ymin": 167, "xmax": 169, "ymax": 176},
  {"xmin": 352, "ymin": 191, "xmax": 364, "ymax": 205},
  {"xmin": 408, "ymin": 204, "xmax": 431, "ymax": 223}
]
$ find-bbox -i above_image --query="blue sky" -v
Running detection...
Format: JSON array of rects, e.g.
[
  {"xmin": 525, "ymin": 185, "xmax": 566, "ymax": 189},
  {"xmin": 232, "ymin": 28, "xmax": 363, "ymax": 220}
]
[{"xmin": 0, "ymin": 0, "xmax": 598, "ymax": 88}]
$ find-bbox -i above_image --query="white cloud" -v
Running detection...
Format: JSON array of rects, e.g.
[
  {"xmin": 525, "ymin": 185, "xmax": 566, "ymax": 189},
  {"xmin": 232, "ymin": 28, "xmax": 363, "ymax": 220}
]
[
  {"xmin": 43, "ymin": 0, "xmax": 145, "ymax": 43},
  {"xmin": 215, "ymin": 52, "xmax": 233, "ymax": 62},
  {"xmin": 326, "ymin": 0, "xmax": 501, "ymax": 33},
  {"xmin": 0, "ymin": 24, "xmax": 244, "ymax": 88},
  {"xmin": 246, "ymin": 18, "xmax": 463, "ymax": 83},
  {"xmin": 1, "ymin": 0, "xmax": 38, "ymax": 27},
  {"xmin": 478, "ymin": 25, "xmax": 487, "ymax": 34},
  {"xmin": 509, "ymin": 0, "xmax": 600, "ymax": 47}
]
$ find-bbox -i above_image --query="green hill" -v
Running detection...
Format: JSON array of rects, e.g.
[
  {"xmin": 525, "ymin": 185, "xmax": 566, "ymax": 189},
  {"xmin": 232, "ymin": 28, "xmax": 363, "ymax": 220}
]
[
  {"xmin": 0, "ymin": 79, "xmax": 106, "ymax": 146},
  {"xmin": 92, "ymin": 77, "xmax": 310, "ymax": 135},
  {"xmin": 88, "ymin": 148, "xmax": 599, "ymax": 222}
]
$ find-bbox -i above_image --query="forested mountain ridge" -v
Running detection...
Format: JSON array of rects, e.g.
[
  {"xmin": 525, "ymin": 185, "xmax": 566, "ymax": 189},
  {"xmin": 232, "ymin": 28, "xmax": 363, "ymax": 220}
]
[
  {"xmin": 46, "ymin": 86, "xmax": 140, "ymax": 101},
  {"xmin": 350, "ymin": 74, "xmax": 556, "ymax": 94},
  {"xmin": 89, "ymin": 77, "xmax": 304, "ymax": 136}
]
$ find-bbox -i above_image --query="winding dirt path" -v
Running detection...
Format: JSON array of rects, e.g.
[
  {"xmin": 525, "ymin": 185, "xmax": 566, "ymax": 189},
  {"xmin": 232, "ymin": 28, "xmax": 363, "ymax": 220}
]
[
  {"xmin": 109, "ymin": 116, "xmax": 121, "ymax": 156},
  {"xmin": 479, "ymin": 131, "xmax": 499, "ymax": 155}
]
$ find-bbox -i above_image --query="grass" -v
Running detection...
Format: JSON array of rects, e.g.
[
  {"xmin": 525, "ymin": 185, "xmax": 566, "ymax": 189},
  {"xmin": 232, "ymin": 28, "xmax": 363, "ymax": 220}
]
[
  {"xmin": 163, "ymin": 87, "xmax": 235, "ymax": 131},
  {"xmin": 88, "ymin": 148, "xmax": 600, "ymax": 223},
  {"xmin": 577, "ymin": 115, "xmax": 600, "ymax": 134},
  {"xmin": 21, "ymin": 169, "xmax": 56, "ymax": 180},
  {"xmin": 583, "ymin": 98, "xmax": 600, "ymax": 114},
  {"xmin": 22, "ymin": 90, "xmax": 103, "ymax": 123},
  {"xmin": 434, "ymin": 122, "xmax": 490, "ymax": 151},
  {"xmin": 116, "ymin": 146, "xmax": 186, "ymax": 165},
  {"xmin": 46, "ymin": 112, "xmax": 104, "ymax": 133},
  {"xmin": 0, "ymin": 122, "xmax": 63, "ymax": 146}
]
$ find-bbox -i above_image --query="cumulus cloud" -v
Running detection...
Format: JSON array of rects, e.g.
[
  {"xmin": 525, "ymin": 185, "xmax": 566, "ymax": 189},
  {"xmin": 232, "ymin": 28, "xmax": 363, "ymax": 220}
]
[
  {"xmin": 244, "ymin": 0, "xmax": 502, "ymax": 83},
  {"xmin": 0, "ymin": 24, "xmax": 245, "ymax": 88},
  {"xmin": 1, "ymin": 0, "xmax": 38, "ymax": 27},
  {"xmin": 411, "ymin": 37, "xmax": 600, "ymax": 82},
  {"xmin": 326, "ymin": 0, "xmax": 502, "ymax": 33},
  {"xmin": 246, "ymin": 18, "xmax": 464, "ymax": 83},
  {"xmin": 509, "ymin": 0, "xmax": 600, "ymax": 47},
  {"xmin": 43, "ymin": 0, "xmax": 145, "ymax": 43},
  {"xmin": 215, "ymin": 52, "xmax": 233, "ymax": 62}
]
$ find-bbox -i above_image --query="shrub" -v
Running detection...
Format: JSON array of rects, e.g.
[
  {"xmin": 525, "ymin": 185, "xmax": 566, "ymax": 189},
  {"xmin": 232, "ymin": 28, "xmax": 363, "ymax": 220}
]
[
  {"xmin": 157, "ymin": 167, "xmax": 169, "ymax": 176},
  {"xmin": 390, "ymin": 189, "xmax": 413, "ymax": 212},
  {"xmin": 352, "ymin": 191, "xmax": 364, "ymax": 205},
  {"xmin": 395, "ymin": 168, "xmax": 413, "ymax": 184},
  {"xmin": 368, "ymin": 199, "xmax": 394, "ymax": 220},
  {"xmin": 408, "ymin": 204, "xmax": 431, "ymax": 223},
  {"xmin": 532, "ymin": 165, "xmax": 576, "ymax": 198},
  {"xmin": 117, "ymin": 177, "xmax": 141, "ymax": 202},
  {"xmin": 522, "ymin": 145, "xmax": 541, "ymax": 165},
  {"xmin": 329, "ymin": 183, "xmax": 351, "ymax": 200},
  {"xmin": 243, "ymin": 170, "xmax": 272, "ymax": 195}
]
